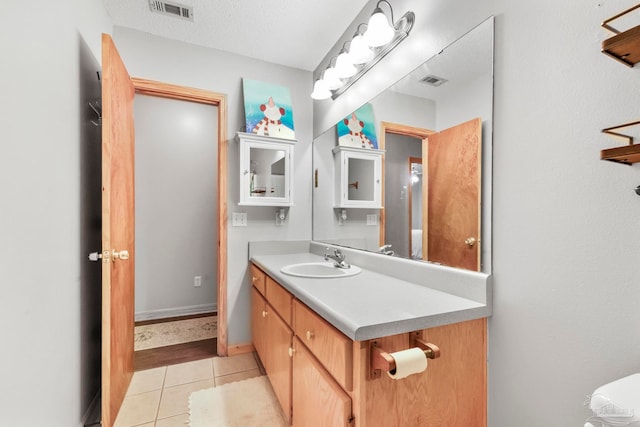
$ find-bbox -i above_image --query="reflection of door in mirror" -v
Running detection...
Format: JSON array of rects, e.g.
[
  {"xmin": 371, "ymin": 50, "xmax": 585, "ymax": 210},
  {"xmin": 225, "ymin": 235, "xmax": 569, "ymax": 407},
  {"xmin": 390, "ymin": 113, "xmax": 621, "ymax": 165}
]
[
  {"xmin": 427, "ymin": 117, "xmax": 481, "ymax": 271},
  {"xmin": 380, "ymin": 122, "xmax": 433, "ymax": 259},
  {"xmin": 380, "ymin": 119, "xmax": 481, "ymax": 271}
]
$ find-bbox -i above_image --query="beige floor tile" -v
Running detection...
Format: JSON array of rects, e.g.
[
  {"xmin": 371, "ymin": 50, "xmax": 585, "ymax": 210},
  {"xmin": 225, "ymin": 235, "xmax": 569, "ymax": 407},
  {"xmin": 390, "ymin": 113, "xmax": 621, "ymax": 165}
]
[
  {"xmin": 157, "ymin": 378, "xmax": 214, "ymax": 419},
  {"xmin": 126, "ymin": 366, "xmax": 166, "ymax": 396},
  {"xmin": 164, "ymin": 358, "xmax": 214, "ymax": 388},
  {"xmin": 113, "ymin": 390, "xmax": 161, "ymax": 427},
  {"xmin": 212, "ymin": 353, "xmax": 258, "ymax": 377},
  {"xmin": 215, "ymin": 368, "xmax": 263, "ymax": 387},
  {"xmin": 155, "ymin": 413, "xmax": 190, "ymax": 426}
]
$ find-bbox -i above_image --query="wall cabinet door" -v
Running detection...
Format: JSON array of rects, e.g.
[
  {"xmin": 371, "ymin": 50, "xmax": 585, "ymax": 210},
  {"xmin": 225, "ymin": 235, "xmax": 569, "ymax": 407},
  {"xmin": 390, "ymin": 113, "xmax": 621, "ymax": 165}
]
[
  {"xmin": 333, "ymin": 146, "xmax": 383, "ymax": 208},
  {"xmin": 238, "ymin": 132, "xmax": 295, "ymax": 206},
  {"xmin": 292, "ymin": 337, "xmax": 352, "ymax": 427}
]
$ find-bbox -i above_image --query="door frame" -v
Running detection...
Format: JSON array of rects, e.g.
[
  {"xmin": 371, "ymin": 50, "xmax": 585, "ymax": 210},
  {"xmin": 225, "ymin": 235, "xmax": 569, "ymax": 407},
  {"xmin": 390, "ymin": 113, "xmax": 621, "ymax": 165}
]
[
  {"xmin": 378, "ymin": 121, "xmax": 434, "ymax": 250},
  {"xmin": 131, "ymin": 78, "xmax": 229, "ymax": 356}
]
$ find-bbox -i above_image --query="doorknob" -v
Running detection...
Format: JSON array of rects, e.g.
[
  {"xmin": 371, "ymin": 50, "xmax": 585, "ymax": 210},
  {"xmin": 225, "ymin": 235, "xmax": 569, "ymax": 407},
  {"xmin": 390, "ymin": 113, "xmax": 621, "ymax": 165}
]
[
  {"xmin": 88, "ymin": 249, "xmax": 129, "ymax": 262},
  {"xmin": 465, "ymin": 237, "xmax": 477, "ymax": 247}
]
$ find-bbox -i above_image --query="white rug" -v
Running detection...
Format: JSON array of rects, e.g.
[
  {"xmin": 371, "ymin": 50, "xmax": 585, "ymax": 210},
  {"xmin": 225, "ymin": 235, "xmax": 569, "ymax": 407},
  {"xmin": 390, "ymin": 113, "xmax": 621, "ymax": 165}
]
[
  {"xmin": 189, "ymin": 376, "xmax": 288, "ymax": 427},
  {"xmin": 134, "ymin": 316, "xmax": 217, "ymax": 351}
]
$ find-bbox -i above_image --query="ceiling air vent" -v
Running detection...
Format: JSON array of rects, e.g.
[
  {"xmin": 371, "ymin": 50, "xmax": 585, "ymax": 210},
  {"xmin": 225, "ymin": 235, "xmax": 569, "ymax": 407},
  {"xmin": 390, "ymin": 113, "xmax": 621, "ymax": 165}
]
[
  {"xmin": 419, "ymin": 75, "xmax": 448, "ymax": 87},
  {"xmin": 149, "ymin": 0, "xmax": 194, "ymax": 22}
]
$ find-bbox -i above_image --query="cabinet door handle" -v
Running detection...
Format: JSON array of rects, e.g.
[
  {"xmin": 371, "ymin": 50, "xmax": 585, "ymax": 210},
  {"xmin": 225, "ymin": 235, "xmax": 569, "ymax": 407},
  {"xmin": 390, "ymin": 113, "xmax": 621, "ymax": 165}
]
[
  {"xmin": 306, "ymin": 330, "xmax": 314, "ymax": 340},
  {"xmin": 262, "ymin": 310, "xmax": 268, "ymax": 318}
]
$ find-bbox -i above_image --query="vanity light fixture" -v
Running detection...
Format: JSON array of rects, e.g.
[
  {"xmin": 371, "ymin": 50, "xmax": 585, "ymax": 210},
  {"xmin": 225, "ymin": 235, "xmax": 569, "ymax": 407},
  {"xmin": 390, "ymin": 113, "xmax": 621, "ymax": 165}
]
[{"xmin": 310, "ymin": 0, "xmax": 415, "ymax": 100}]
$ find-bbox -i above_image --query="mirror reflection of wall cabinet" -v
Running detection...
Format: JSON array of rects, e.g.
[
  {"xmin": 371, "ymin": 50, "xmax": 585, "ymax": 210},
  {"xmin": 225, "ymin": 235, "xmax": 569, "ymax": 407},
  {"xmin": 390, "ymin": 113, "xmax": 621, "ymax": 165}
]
[
  {"xmin": 237, "ymin": 132, "xmax": 295, "ymax": 206},
  {"xmin": 333, "ymin": 146, "xmax": 383, "ymax": 208}
]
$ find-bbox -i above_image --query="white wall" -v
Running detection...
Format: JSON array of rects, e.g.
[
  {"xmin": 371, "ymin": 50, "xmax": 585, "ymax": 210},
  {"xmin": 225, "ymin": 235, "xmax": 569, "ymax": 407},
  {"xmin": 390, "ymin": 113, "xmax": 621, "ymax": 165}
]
[
  {"xmin": 112, "ymin": 27, "xmax": 313, "ymax": 345},
  {"xmin": 315, "ymin": 0, "xmax": 640, "ymax": 425},
  {"xmin": 0, "ymin": 1, "xmax": 112, "ymax": 425},
  {"xmin": 134, "ymin": 95, "xmax": 218, "ymax": 319}
]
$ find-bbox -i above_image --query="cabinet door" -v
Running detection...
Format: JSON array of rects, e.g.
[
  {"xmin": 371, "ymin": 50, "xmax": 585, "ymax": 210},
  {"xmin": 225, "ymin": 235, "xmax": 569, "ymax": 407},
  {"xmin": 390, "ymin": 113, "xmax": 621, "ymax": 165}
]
[
  {"xmin": 266, "ymin": 309, "xmax": 293, "ymax": 423},
  {"xmin": 250, "ymin": 287, "xmax": 267, "ymax": 362},
  {"xmin": 292, "ymin": 337, "xmax": 352, "ymax": 427},
  {"xmin": 333, "ymin": 146, "xmax": 382, "ymax": 208},
  {"xmin": 238, "ymin": 132, "xmax": 295, "ymax": 206}
]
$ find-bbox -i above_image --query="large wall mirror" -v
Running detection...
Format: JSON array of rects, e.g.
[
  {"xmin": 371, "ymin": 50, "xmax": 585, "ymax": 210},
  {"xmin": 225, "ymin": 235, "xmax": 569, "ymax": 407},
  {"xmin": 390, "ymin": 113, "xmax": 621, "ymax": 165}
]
[{"xmin": 312, "ymin": 16, "xmax": 494, "ymax": 273}]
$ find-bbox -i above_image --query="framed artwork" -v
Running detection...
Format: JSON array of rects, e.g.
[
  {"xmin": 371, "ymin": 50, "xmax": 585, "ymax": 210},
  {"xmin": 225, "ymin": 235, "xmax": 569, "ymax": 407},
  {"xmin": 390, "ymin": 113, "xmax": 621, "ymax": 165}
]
[
  {"xmin": 242, "ymin": 78, "xmax": 296, "ymax": 140},
  {"xmin": 336, "ymin": 103, "xmax": 378, "ymax": 149}
]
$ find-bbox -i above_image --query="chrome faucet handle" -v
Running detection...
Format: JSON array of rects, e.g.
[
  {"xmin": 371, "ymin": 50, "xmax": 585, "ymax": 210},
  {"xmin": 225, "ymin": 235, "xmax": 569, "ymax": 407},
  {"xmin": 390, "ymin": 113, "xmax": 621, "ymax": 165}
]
[{"xmin": 378, "ymin": 244, "xmax": 392, "ymax": 252}]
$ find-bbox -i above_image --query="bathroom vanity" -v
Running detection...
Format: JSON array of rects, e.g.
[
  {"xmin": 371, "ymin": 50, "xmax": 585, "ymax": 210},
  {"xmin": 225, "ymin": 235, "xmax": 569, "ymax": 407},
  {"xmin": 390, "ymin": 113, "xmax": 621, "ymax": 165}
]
[{"xmin": 249, "ymin": 243, "xmax": 491, "ymax": 427}]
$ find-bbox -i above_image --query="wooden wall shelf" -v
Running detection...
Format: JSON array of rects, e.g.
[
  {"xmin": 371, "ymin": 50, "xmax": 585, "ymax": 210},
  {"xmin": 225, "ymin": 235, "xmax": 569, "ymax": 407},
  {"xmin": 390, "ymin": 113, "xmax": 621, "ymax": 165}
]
[
  {"xmin": 601, "ymin": 4, "xmax": 640, "ymax": 67},
  {"xmin": 601, "ymin": 120, "xmax": 640, "ymax": 165},
  {"xmin": 601, "ymin": 144, "xmax": 640, "ymax": 165}
]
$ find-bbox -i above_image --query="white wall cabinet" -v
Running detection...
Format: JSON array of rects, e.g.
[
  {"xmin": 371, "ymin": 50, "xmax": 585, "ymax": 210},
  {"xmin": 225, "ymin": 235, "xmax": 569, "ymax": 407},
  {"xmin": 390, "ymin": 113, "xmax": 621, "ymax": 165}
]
[
  {"xmin": 238, "ymin": 132, "xmax": 295, "ymax": 206},
  {"xmin": 333, "ymin": 146, "xmax": 383, "ymax": 208}
]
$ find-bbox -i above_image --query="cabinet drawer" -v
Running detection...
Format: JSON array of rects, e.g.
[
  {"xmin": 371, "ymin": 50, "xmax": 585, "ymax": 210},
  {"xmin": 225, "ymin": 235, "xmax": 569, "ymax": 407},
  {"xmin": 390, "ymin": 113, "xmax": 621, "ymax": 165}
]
[
  {"xmin": 266, "ymin": 277, "xmax": 293, "ymax": 326},
  {"xmin": 293, "ymin": 300, "xmax": 353, "ymax": 391},
  {"xmin": 250, "ymin": 263, "xmax": 266, "ymax": 295}
]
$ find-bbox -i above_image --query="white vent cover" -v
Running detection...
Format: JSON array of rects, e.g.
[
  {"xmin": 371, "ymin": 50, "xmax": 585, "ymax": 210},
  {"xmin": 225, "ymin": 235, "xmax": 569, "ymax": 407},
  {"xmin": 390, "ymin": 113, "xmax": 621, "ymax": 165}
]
[
  {"xmin": 149, "ymin": 0, "xmax": 194, "ymax": 22},
  {"xmin": 419, "ymin": 75, "xmax": 448, "ymax": 87}
]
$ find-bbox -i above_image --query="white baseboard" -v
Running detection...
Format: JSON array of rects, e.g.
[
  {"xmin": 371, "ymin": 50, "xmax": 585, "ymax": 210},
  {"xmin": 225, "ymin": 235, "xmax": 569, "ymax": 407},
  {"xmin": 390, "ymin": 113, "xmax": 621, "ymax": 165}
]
[{"xmin": 135, "ymin": 303, "xmax": 217, "ymax": 322}]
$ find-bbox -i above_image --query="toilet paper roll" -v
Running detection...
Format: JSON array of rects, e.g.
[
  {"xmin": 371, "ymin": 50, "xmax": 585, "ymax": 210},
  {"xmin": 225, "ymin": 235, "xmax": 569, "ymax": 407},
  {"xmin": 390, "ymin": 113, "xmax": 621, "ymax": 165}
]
[{"xmin": 387, "ymin": 347, "xmax": 428, "ymax": 380}]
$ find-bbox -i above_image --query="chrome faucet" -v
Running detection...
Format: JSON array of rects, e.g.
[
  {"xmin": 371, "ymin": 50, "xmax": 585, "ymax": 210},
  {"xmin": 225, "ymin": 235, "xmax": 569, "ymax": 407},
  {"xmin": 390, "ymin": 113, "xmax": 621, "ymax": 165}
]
[
  {"xmin": 378, "ymin": 244, "xmax": 394, "ymax": 256},
  {"xmin": 324, "ymin": 247, "xmax": 350, "ymax": 269}
]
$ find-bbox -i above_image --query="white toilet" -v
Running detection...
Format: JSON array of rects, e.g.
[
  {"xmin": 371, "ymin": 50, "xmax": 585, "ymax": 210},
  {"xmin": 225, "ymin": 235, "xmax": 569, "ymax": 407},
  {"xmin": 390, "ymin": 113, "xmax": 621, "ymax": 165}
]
[{"xmin": 585, "ymin": 373, "xmax": 640, "ymax": 427}]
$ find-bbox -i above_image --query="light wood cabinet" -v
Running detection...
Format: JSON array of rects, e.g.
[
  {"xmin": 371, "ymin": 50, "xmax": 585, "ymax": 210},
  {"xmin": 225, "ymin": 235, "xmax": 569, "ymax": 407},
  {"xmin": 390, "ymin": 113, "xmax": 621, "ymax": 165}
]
[
  {"xmin": 292, "ymin": 336, "xmax": 353, "ymax": 427},
  {"xmin": 293, "ymin": 300, "xmax": 352, "ymax": 391},
  {"xmin": 250, "ymin": 264, "xmax": 267, "ymax": 296},
  {"xmin": 250, "ymin": 263, "xmax": 487, "ymax": 427},
  {"xmin": 250, "ymin": 270, "xmax": 293, "ymax": 423}
]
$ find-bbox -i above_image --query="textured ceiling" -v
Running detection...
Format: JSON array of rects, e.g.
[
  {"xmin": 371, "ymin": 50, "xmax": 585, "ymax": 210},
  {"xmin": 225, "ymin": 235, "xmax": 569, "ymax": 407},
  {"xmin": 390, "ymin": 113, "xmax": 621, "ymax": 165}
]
[{"xmin": 102, "ymin": 0, "xmax": 370, "ymax": 71}]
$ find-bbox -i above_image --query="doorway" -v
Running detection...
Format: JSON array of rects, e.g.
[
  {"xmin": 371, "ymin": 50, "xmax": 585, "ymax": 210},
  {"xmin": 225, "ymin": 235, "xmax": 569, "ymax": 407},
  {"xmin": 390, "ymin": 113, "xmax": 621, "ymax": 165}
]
[
  {"xmin": 378, "ymin": 121, "xmax": 433, "ymax": 257},
  {"xmin": 131, "ymin": 78, "xmax": 229, "ymax": 357}
]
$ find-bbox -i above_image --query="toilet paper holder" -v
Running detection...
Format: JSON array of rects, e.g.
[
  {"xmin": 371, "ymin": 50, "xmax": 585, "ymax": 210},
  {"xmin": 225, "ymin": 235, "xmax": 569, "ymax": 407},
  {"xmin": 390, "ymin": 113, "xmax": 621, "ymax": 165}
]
[{"xmin": 370, "ymin": 333, "xmax": 441, "ymax": 379}]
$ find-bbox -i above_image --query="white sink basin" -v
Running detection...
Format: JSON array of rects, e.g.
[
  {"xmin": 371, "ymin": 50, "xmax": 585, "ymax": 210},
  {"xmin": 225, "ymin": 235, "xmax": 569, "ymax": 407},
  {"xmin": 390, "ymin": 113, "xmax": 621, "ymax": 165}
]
[{"xmin": 280, "ymin": 262, "xmax": 361, "ymax": 278}]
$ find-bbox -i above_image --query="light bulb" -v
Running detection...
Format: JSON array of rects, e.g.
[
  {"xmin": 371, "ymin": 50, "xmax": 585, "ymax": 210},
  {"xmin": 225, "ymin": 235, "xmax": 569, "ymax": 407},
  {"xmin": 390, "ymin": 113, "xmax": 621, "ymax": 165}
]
[
  {"xmin": 334, "ymin": 51, "xmax": 357, "ymax": 79},
  {"xmin": 364, "ymin": 8, "xmax": 394, "ymax": 47},
  {"xmin": 322, "ymin": 67, "xmax": 343, "ymax": 90},
  {"xmin": 310, "ymin": 79, "xmax": 331, "ymax": 100},
  {"xmin": 349, "ymin": 33, "xmax": 374, "ymax": 64}
]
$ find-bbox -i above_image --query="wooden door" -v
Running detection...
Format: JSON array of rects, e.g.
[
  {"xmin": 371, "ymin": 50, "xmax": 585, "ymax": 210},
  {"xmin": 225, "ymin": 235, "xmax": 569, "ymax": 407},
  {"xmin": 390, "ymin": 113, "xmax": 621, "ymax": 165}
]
[
  {"xmin": 101, "ymin": 33, "xmax": 135, "ymax": 427},
  {"xmin": 292, "ymin": 337, "xmax": 351, "ymax": 427},
  {"xmin": 425, "ymin": 118, "xmax": 481, "ymax": 271}
]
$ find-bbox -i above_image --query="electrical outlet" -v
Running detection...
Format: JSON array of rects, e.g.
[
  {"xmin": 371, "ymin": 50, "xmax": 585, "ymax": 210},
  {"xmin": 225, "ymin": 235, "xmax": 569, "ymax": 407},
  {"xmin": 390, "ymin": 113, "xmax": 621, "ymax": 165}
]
[
  {"xmin": 366, "ymin": 214, "xmax": 378, "ymax": 226},
  {"xmin": 194, "ymin": 276, "xmax": 202, "ymax": 287},
  {"xmin": 232, "ymin": 212, "xmax": 247, "ymax": 226}
]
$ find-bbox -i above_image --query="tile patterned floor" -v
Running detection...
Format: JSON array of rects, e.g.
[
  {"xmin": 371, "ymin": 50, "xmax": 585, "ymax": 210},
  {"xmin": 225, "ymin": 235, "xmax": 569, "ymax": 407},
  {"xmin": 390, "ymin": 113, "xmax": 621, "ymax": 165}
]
[{"xmin": 114, "ymin": 353, "xmax": 263, "ymax": 427}]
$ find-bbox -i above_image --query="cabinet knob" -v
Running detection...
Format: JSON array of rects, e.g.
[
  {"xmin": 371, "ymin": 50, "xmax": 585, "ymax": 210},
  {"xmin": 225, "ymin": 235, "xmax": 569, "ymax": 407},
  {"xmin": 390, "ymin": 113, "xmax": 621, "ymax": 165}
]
[
  {"xmin": 306, "ymin": 330, "xmax": 314, "ymax": 340},
  {"xmin": 465, "ymin": 237, "xmax": 477, "ymax": 247},
  {"xmin": 252, "ymin": 276, "xmax": 258, "ymax": 283},
  {"xmin": 288, "ymin": 347, "xmax": 295, "ymax": 357},
  {"xmin": 262, "ymin": 310, "xmax": 268, "ymax": 318}
]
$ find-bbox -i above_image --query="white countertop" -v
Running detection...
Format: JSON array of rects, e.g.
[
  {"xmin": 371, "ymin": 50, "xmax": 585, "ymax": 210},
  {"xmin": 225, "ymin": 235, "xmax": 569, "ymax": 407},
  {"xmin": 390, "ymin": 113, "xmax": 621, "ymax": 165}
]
[{"xmin": 251, "ymin": 250, "xmax": 491, "ymax": 341}]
